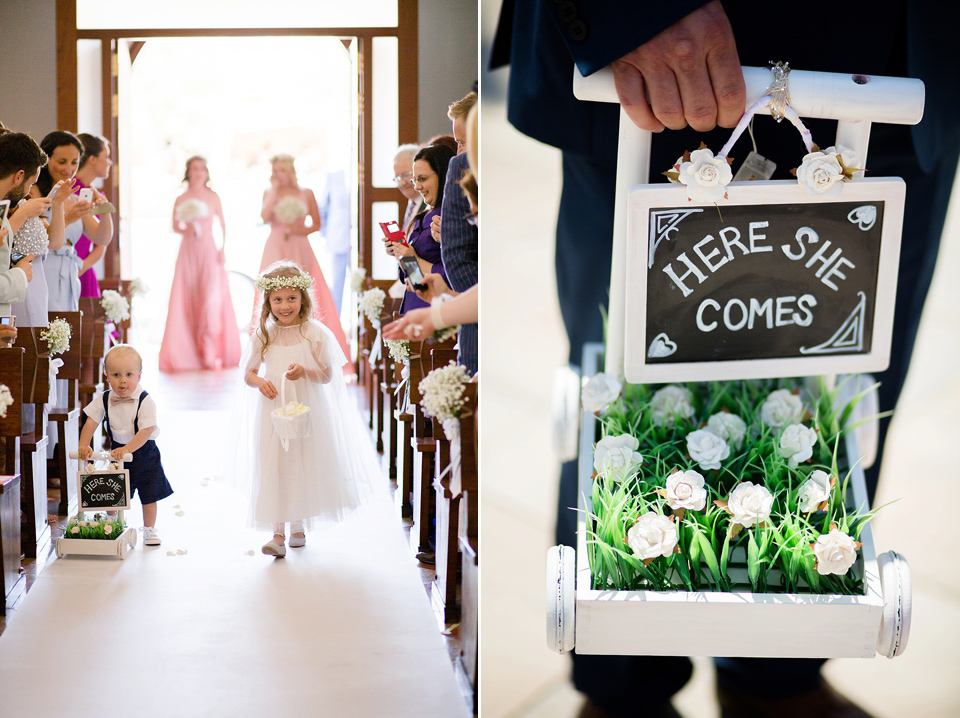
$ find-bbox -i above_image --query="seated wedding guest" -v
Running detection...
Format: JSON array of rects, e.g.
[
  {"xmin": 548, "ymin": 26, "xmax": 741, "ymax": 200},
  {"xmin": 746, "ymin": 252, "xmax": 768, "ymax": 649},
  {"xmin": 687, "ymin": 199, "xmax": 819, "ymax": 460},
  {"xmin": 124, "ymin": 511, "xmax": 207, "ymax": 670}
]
[
  {"xmin": 393, "ymin": 143, "xmax": 424, "ymax": 234},
  {"xmin": 0, "ymin": 131, "xmax": 41, "ymax": 311},
  {"xmin": 73, "ymin": 133, "xmax": 115, "ymax": 298},
  {"xmin": 426, "ymin": 134, "xmax": 458, "ymax": 157},
  {"xmin": 383, "ymin": 143, "xmax": 454, "ymax": 314},
  {"xmin": 31, "ymin": 130, "xmax": 113, "ymax": 313},
  {"xmin": 439, "ymin": 99, "xmax": 479, "ymax": 374}
]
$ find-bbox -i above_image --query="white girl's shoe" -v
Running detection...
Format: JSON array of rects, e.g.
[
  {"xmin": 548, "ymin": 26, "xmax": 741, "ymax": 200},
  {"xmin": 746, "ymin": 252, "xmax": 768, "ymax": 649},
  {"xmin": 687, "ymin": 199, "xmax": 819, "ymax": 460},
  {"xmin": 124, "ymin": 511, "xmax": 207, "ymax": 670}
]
[
  {"xmin": 288, "ymin": 534, "xmax": 306, "ymax": 548},
  {"xmin": 262, "ymin": 540, "xmax": 286, "ymax": 557}
]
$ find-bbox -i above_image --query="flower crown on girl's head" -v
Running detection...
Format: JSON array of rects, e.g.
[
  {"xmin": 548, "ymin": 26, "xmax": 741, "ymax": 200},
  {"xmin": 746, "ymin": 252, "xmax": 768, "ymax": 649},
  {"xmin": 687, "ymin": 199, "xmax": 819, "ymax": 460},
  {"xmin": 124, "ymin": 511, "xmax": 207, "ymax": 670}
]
[{"xmin": 255, "ymin": 272, "xmax": 313, "ymax": 293}]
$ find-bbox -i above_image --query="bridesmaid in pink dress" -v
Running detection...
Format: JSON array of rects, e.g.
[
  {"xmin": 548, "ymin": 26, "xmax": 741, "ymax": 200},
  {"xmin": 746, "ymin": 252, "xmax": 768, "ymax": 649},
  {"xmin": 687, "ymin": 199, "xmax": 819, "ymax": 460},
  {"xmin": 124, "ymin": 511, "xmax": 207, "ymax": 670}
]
[
  {"xmin": 258, "ymin": 154, "xmax": 351, "ymax": 366},
  {"xmin": 158, "ymin": 156, "xmax": 241, "ymax": 372}
]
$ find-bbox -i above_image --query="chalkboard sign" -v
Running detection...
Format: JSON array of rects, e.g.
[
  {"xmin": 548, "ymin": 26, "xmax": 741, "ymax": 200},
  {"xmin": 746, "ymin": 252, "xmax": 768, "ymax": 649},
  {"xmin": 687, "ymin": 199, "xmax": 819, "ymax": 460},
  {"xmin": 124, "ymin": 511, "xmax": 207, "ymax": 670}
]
[
  {"xmin": 78, "ymin": 470, "xmax": 130, "ymax": 511},
  {"xmin": 624, "ymin": 178, "xmax": 905, "ymax": 383}
]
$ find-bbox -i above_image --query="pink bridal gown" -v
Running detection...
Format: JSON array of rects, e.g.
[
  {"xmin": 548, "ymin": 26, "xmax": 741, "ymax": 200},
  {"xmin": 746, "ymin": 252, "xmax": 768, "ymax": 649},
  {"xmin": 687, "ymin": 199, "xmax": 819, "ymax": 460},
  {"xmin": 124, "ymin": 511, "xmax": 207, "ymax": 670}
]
[
  {"xmin": 159, "ymin": 202, "xmax": 241, "ymax": 371},
  {"xmin": 259, "ymin": 189, "xmax": 352, "ymax": 369}
]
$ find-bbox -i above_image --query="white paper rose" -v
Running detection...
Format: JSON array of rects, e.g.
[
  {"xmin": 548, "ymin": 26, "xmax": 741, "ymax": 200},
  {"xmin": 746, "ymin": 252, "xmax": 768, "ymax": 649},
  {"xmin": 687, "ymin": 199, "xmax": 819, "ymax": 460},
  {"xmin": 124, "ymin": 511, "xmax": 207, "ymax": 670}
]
[
  {"xmin": 582, "ymin": 373, "xmax": 622, "ymax": 414},
  {"xmin": 705, "ymin": 412, "xmax": 747, "ymax": 450},
  {"xmin": 676, "ymin": 148, "xmax": 732, "ymax": 203},
  {"xmin": 103, "ymin": 523, "xmax": 113, "ymax": 535},
  {"xmin": 822, "ymin": 145, "xmax": 861, "ymax": 180},
  {"xmin": 686, "ymin": 429, "xmax": 730, "ymax": 471},
  {"xmin": 798, "ymin": 469, "xmax": 832, "ymax": 513},
  {"xmin": 70, "ymin": 525, "xmax": 80, "ymax": 534},
  {"xmin": 760, "ymin": 389, "xmax": 805, "ymax": 428},
  {"xmin": 796, "ymin": 150, "xmax": 845, "ymax": 199},
  {"xmin": 650, "ymin": 385, "xmax": 695, "ymax": 426},
  {"xmin": 626, "ymin": 512, "xmax": 678, "ymax": 562},
  {"xmin": 726, "ymin": 481, "xmax": 774, "ymax": 528},
  {"xmin": 594, "ymin": 434, "xmax": 643, "ymax": 481},
  {"xmin": 779, "ymin": 423, "xmax": 818, "ymax": 467},
  {"xmin": 813, "ymin": 527, "xmax": 860, "ymax": 575},
  {"xmin": 664, "ymin": 469, "xmax": 707, "ymax": 511}
]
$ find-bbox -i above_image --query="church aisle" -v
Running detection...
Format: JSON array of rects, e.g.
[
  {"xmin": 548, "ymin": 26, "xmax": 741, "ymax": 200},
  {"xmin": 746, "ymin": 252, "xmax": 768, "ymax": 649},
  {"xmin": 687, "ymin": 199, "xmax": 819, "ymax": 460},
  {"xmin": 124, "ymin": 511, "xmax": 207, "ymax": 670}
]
[{"xmin": 0, "ymin": 368, "xmax": 467, "ymax": 717}]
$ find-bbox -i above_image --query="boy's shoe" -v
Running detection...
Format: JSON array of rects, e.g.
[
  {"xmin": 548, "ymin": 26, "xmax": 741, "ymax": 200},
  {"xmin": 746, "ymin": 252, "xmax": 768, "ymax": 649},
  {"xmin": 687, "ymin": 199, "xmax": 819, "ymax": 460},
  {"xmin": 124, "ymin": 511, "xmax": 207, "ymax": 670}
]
[
  {"xmin": 262, "ymin": 540, "xmax": 286, "ymax": 557},
  {"xmin": 288, "ymin": 534, "xmax": 306, "ymax": 548},
  {"xmin": 142, "ymin": 527, "xmax": 161, "ymax": 546}
]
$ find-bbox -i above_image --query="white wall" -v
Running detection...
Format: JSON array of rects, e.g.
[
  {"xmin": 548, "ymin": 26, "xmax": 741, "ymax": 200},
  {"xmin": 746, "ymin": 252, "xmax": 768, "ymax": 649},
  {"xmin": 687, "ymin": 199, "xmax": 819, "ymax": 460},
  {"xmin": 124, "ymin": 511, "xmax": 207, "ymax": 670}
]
[
  {"xmin": 418, "ymin": 0, "xmax": 478, "ymax": 142},
  {"xmin": 0, "ymin": 0, "xmax": 59, "ymax": 137}
]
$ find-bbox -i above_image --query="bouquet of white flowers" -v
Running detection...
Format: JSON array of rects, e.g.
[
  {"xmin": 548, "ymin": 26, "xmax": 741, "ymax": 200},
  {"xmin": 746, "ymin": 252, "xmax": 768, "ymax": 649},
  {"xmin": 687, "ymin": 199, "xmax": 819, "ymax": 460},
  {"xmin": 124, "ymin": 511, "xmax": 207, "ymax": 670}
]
[
  {"xmin": 385, "ymin": 339, "xmax": 410, "ymax": 364},
  {"xmin": 100, "ymin": 290, "xmax": 130, "ymax": 323},
  {"xmin": 175, "ymin": 198, "xmax": 209, "ymax": 222},
  {"xmin": 350, "ymin": 267, "xmax": 367, "ymax": 294},
  {"xmin": 40, "ymin": 317, "xmax": 71, "ymax": 355},
  {"xmin": 418, "ymin": 360, "xmax": 471, "ymax": 422},
  {"xmin": 360, "ymin": 287, "xmax": 386, "ymax": 326},
  {"xmin": 0, "ymin": 384, "xmax": 13, "ymax": 418},
  {"xmin": 273, "ymin": 196, "xmax": 308, "ymax": 224}
]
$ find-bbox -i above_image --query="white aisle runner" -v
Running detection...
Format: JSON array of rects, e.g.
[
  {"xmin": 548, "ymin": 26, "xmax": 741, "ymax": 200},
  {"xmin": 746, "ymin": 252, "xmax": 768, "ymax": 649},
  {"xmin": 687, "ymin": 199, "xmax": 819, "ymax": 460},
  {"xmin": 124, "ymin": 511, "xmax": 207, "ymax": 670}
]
[{"xmin": 0, "ymin": 399, "xmax": 466, "ymax": 717}]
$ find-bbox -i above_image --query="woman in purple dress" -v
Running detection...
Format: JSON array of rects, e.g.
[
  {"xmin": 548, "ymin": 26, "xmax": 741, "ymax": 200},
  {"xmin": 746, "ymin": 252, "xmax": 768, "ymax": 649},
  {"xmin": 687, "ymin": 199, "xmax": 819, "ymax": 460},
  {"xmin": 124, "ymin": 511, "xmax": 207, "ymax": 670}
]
[
  {"xmin": 73, "ymin": 133, "xmax": 114, "ymax": 298},
  {"xmin": 383, "ymin": 143, "xmax": 454, "ymax": 314}
]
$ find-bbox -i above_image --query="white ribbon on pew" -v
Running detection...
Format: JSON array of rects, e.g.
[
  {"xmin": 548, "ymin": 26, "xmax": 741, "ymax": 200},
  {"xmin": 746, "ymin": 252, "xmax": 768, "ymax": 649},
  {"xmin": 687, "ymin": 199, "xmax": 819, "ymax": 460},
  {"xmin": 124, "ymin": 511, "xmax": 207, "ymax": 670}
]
[
  {"xmin": 438, "ymin": 416, "xmax": 462, "ymax": 490},
  {"xmin": 48, "ymin": 357, "xmax": 63, "ymax": 407}
]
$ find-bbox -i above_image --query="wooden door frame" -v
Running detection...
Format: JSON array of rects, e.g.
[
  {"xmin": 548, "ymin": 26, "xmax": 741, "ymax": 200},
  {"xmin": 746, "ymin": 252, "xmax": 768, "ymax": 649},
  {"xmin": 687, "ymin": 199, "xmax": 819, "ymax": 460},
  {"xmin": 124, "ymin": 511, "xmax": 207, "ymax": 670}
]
[{"xmin": 55, "ymin": 0, "xmax": 417, "ymax": 279}]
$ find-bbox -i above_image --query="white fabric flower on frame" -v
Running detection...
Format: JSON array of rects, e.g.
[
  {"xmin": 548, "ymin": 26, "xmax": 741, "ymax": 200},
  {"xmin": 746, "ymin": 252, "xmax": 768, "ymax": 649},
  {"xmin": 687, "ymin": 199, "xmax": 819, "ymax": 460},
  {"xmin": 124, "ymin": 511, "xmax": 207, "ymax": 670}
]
[
  {"xmin": 813, "ymin": 526, "xmax": 861, "ymax": 576},
  {"xmin": 759, "ymin": 389, "xmax": 805, "ymax": 428},
  {"xmin": 705, "ymin": 412, "xmax": 747, "ymax": 450},
  {"xmin": 581, "ymin": 373, "xmax": 622, "ymax": 414},
  {"xmin": 674, "ymin": 147, "xmax": 733, "ymax": 203},
  {"xmin": 797, "ymin": 469, "xmax": 833, "ymax": 513},
  {"xmin": 686, "ymin": 429, "xmax": 730, "ymax": 471},
  {"xmin": 663, "ymin": 469, "xmax": 707, "ymax": 512},
  {"xmin": 0, "ymin": 384, "xmax": 13, "ymax": 419},
  {"xmin": 779, "ymin": 423, "xmax": 818, "ymax": 467},
  {"xmin": 626, "ymin": 512, "xmax": 678, "ymax": 562},
  {"xmin": 593, "ymin": 434, "xmax": 643, "ymax": 481},
  {"xmin": 650, "ymin": 385, "xmax": 695, "ymax": 426},
  {"xmin": 822, "ymin": 145, "xmax": 862, "ymax": 180},
  {"xmin": 795, "ymin": 150, "xmax": 845, "ymax": 199},
  {"xmin": 724, "ymin": 481, "xmax": 774, "ymax": 529}
]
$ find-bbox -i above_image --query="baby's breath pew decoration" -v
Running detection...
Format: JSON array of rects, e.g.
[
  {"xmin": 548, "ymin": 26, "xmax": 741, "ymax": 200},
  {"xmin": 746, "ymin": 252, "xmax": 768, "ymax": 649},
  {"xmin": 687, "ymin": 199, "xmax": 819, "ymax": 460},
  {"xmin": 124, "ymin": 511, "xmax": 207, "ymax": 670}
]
[
  {"xmin": 385, "ymin": 338, "xmax": 410, "ymax": 365},
  {"xmin": 127, "ymin": 277, "xmax": 148, "ymax": 298},
  {"xmin": 63, "ymin": 513, "xmax": 126, "ymax": 540},
  {"xmin": 100, "ymin": 289, "xmax": 130, "ymax": 323},
  {"xmin": 360, "ymin": 287, "xmax": 386, "ymax": 326},
  {"xmin": 585, "ymin": 376, "xmax": 883, "ymax": 595},
  {"xmin": 350, "ymin": 267, "xmax": 367, "ymax": 294},
  {"xmin": 0, "ymin": 384, "xmax": 13, "ymax": 418},
  {"xmin": 418, "ymin": 360, "xmax": 470, "ymax": 422},
  {"xmin": 39, "ymin": 317, "xmax": 71, "ymax": 355}
]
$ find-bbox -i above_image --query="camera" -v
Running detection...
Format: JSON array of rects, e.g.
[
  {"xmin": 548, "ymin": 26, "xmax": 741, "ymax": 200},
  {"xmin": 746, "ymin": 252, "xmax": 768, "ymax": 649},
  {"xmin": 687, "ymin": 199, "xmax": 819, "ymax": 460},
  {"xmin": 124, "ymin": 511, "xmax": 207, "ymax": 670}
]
[
  {"xmin": 399, "ymin": 255, "xmax": 428, "ymax": 291},
  {"xmin": 78, "ymin": 188, "xmax": 94, "ymax": 203}
]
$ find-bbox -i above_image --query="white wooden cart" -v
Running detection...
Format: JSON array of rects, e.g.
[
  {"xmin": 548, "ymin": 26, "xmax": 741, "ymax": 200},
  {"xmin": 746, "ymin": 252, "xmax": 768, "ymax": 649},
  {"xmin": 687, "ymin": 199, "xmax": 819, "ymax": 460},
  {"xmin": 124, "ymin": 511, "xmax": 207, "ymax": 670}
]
[
  {"xmin": 547, "ymin": 65, "xmax": 917, "ymax": 660},
  {"xmin": 56, "ymin": 451, "xmax": 138, "ymax": 559}
]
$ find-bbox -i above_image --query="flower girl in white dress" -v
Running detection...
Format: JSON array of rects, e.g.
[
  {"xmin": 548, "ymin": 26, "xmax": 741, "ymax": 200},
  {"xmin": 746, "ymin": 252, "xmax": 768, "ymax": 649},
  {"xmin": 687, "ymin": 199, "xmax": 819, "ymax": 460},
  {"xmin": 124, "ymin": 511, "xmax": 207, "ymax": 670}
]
[{"xmin": 227, "ymin": 260, "xmax": 369, "ymax": 557}]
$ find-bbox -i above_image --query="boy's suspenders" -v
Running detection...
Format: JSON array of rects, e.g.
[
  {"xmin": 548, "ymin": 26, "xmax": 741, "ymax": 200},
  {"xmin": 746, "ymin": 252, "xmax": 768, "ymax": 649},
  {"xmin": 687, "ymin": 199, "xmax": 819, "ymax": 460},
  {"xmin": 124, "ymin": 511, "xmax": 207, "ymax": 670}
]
[{"xmin": 101, "ymin": 390, "xmax": 150, "ymax": 445}]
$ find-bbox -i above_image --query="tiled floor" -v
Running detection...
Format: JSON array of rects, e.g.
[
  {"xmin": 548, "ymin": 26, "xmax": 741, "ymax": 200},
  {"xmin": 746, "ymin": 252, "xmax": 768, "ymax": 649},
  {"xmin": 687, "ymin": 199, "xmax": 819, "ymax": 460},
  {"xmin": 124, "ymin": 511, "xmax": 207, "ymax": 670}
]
[{"xmin": 480, "ymin": 85, "xmax": 960, "ymax": 718}]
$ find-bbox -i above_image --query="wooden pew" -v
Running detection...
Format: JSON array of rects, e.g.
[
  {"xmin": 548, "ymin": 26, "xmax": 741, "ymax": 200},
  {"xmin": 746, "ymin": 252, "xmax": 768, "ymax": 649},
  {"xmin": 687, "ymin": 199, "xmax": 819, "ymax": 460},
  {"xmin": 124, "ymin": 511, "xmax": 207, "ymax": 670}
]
[
  {"xmin": 379, "ymin": 351, "xmax": 403, "ymax": 481},
  {"xmin": 12, "ymin": 328, "xmax": 50, "ymax": 559},
  {"xmin": 373, "ymin": 296, "xmax": 402, "ymax": 456},
  {"xmin": 453, "ymin": 382, "xmax": 478, "ymax": 704},
  {"xmin": 78, "ymin": 296, "xmax": 107, "ymax": 411},
  {"xmin": 428, "ymin": 347, "xmax": 460, "ymax": 623},
  {"xmin": 359, "ymin": 279, "xmax": 395, "ymax": 432},
  {"xmin": 407, "ymin": 335, "xmax": 457, "ymax": 557},
  {"xmin": 47, "ymin": 310, "xmax": 82, "ymax": 516},
  {"xmin": 0, "ymin": 347, "xmax": 24, "ymax": 613}
]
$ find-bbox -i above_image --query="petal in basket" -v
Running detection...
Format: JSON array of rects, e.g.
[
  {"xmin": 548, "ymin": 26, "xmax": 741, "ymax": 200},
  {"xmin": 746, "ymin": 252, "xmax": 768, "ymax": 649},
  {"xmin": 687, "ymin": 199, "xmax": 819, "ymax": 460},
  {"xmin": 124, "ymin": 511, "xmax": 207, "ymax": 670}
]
[{"xmin": 271, "ymin": 376, "xmax": 310, "ymax": 451}]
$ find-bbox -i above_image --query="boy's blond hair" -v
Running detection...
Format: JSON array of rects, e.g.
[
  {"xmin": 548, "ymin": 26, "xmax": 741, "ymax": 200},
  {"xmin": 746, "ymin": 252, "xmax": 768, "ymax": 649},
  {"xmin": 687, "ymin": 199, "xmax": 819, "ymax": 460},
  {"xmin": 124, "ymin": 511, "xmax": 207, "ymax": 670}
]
[{"xmin": 104, "ymin": 344, "xmax": 143, "ymax": 372}]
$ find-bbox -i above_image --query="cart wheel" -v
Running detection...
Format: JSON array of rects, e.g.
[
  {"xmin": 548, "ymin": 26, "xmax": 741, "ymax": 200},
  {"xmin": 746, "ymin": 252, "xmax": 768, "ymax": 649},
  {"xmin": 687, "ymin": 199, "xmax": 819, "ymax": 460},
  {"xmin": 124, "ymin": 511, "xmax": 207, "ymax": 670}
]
[
  {"xmin": 546, "ymin": 545, "xmax": 576, "ymax": 654},
  {"xmin": 553, "ymin": 366, "xmax": 581, "ymax": 463},
  {"xmin": 118, "ymin": 539, "xmax": 129, "ymax": 559},
  {"xmin": 876, "ymin": 551, "xmax": 911, "ymax": 658},
  {"xmin": 55, "ymin": 538, "xmax": 64, "ymax": 559},
  {"xmin": 849, "ymin": 374, "xmax": 879, "ymax": 469},
  {"xmin": 126, "ymin": 527, "xmax": 138, "ymax": 550}
]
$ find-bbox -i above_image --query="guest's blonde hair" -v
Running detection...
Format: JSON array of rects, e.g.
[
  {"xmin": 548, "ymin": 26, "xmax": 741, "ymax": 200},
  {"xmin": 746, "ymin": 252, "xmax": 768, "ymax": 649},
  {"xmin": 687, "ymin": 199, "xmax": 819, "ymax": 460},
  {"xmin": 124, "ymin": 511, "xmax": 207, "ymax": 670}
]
[
  {"xmin": 447, "ymin": 91, "xmax": 478, "ymax": 121},
  {"xmin": 255, "ymin": 260, "xmax": 315, "ymax": 360}
]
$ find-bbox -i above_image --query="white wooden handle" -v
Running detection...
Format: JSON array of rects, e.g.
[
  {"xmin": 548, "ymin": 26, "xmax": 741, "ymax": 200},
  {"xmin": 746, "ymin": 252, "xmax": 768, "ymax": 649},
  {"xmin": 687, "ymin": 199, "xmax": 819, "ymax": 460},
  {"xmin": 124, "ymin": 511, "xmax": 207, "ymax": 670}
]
[
  {"xmin": 70, "ymin": 450, "xmax": 133, "ymax": 463},
  {"xmin": 574, "ymin": 65, "xmax": 924, "ymax": 125}
]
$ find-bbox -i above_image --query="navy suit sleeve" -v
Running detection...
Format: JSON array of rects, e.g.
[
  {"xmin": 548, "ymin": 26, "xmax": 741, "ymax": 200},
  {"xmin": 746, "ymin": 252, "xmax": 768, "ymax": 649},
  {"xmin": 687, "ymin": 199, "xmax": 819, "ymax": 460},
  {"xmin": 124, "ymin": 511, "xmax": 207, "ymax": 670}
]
[
  {"xmin": 439, "ymin": 153, "xmax": 478, "ymax": 293},
  {"xmin": 535, "ymin": 0, "xmax": 709, "ymax": 76}
]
